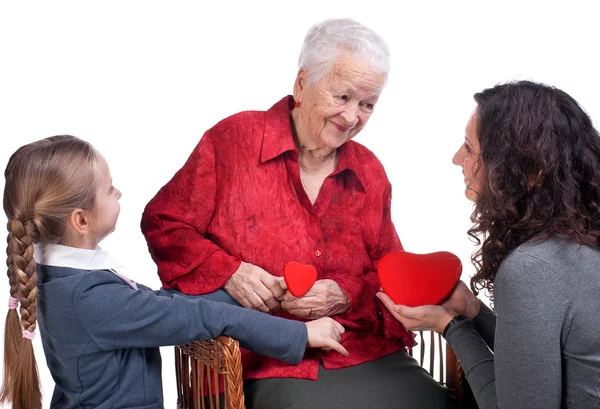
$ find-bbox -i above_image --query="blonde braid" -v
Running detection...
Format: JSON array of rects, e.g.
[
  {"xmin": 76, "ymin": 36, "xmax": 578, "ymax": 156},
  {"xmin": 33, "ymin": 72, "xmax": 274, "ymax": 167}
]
[
  {"xmin": 7, "ymin": 230, "xmax": 19, "ymax": 301},
  {"xmin": 7, "ymin": 218, "xmax": 41, "ymax": 409},
  {"xmin": 0, "ymin": 228, "xmax": 22, "ymax": 404},
  {"xmin": 10, "ymin": 219, "xmax": 38, "ymax": 334}
]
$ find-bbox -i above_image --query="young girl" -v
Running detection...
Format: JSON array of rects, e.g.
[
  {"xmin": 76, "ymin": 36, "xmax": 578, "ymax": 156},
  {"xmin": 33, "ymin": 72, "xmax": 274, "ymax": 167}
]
[{"xmin": 1, "ymin": 135, "xmax": 348, "ymax": 409}]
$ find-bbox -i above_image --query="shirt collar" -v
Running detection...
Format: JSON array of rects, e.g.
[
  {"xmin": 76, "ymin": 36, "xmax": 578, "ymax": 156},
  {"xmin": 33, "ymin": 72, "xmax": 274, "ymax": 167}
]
[
  {"xmin": 260, "ymin": 95, "xmax": 367, "ymax": 193},
  {"xmin": 332, "ymin": 141, "xmax": 367, "ymax": 193},
  {"xmin": 260, "ymin": 95, "xmax": 297, "ymax": 163},
  {"xmin": 33, "ymin": 243, "xmax": 124, "ymax": 271}
]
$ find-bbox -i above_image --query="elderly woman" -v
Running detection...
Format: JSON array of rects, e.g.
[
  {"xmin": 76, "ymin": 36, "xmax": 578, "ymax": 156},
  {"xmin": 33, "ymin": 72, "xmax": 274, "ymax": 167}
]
[
  {"xmin": 142, "ymin": 18, "xmax": 451, "ymax": 408},
  {"xmin": 378, "ymin": 81, "xmax": 600, "ymax": 408}
]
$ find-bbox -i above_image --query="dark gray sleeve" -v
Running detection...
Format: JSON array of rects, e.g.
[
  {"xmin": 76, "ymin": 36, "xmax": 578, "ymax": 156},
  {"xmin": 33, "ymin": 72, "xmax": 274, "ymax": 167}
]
[
  {"xmin": 73, "ymin": 272, "xmax": 307, "ymax": 365},
  {"xmin": 445, "ymin": 319, "xmax": 495, "ymax": 408},
  {"xmin": 472, "ymin": 302, "xmax": 496, "ymax": 350},
  {"xmin": 446, "ymin": 253, "xmax": 566, "ymax": 409}
]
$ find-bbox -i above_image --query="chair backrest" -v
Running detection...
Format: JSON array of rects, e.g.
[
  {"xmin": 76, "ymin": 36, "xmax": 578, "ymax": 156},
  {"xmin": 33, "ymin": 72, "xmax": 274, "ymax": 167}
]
[
  {"xmin": 175, "ymin": 333, "xmax": 476, "ymax": 409},
  {"xmin": 410, "ymin": 331, "xmax": 463, "ymax": 404},
  {"xmin": 175, "ymin": 336, "xmax": 244, "ymax": 409}
]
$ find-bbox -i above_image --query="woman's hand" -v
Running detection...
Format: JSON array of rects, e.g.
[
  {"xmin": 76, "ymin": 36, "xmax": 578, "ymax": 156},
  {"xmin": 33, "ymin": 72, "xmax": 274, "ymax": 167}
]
[
  {"xmin": 305, "ymin": 317, "xmax": 348, "ymax": 356},
  {"xmin": 224, "ymin": 262, "xmax": 286, "ymax": 313},
  {"xmin": 441, "ymin": 281, "xmax": 481, "ymax": 319},
  {"xmin": 376, "ymin": 292, "xmax": 455, "ymax": 334},
  {"xmin": 281, "ymin": 279, "xmax": 350, "ymax": 319}
]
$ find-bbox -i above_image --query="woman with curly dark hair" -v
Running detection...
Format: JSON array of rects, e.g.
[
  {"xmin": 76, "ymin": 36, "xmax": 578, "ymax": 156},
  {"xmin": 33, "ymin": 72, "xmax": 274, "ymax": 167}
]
[{"xmin": 377, "ymin": 80, "xmax": 600, "ymax": 408}]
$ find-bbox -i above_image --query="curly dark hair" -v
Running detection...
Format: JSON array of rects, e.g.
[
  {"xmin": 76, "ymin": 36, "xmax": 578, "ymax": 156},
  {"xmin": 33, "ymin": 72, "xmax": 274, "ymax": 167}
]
[{"xmin": 468, "ymin": 80, "xmax": 600, "ymax": 296}]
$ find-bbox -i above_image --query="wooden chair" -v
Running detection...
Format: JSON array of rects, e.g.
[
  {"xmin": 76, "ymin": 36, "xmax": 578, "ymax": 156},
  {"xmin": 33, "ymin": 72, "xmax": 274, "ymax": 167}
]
[
  {"xmin": 175, "ymin": 332, "xmax": 477, "ymax": 409},
  {"xmin": 410, "ymin": 331, "xmax": 477, "ymax": 409},
  {"xmin": 174, "ymin": 336, "xmax": 243, "ymax": 409}
]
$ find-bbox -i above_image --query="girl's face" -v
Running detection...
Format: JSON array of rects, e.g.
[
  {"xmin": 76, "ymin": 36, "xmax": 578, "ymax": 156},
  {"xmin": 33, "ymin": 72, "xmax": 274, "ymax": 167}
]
[
  {"xmin": 452, "ymin": 109, "xmax": 482, "ymax": 202},
  {"xmin": 89, "ymin": 153, "xmax": 121, "ymax": 246}
]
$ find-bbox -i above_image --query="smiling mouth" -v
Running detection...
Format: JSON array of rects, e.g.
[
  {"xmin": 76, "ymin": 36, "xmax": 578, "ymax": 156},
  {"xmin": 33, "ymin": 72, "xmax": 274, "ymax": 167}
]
[{"xmin": 331, "ymin": 122, "xmax": 354, "ymax": 133}]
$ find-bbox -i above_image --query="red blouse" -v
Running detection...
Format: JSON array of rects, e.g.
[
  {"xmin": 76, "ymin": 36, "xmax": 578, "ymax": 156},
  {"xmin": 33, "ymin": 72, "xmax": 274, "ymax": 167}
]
[{"xmin": 141, "ymin": 96, "xmax": 416, "ymax": 380}]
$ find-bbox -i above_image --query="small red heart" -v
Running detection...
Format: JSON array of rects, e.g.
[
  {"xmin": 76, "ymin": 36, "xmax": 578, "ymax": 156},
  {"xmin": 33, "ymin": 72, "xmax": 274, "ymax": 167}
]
[
  {"xmin": 284, "ymin": 262, "xmax": 318, "ymax": 297},
  {"xmin": 378, "ymin": 251, "xmax": 462, "ymax": 307}
]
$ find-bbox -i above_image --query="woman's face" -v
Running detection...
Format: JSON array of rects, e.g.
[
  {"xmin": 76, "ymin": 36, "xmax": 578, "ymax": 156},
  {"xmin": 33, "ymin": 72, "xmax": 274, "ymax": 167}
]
[
  {"xmin": 293, "ymin": 54, "xmax": 384, "ymax": 151},
  {"xmin": 452, "ymin": 109, "xmax": 483, "ymax": 201}
]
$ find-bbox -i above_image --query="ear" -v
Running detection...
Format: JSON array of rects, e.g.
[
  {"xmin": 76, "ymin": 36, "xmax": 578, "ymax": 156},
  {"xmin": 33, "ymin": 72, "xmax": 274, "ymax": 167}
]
[
  {"xmin": 293, "ymin": 68, "xmax": 307, "ymax": 103},
  {"xmin": 68, "ymin": 209, "xmax": 92, "ymax": 237}
]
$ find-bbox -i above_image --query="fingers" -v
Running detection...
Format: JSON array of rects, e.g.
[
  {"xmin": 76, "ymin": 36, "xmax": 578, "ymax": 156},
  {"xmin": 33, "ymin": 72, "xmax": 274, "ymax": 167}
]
[
  {"xmin": 307, "ymin": 318, "xmax": 348, "ymax": 356},
  {"xmin": 334, "ymin": 320, "xmax": 345, "ymax": 335},
  {"xmin": 283, "ymin": 295, "xmax": 324, "ymax": 318},
  {"xmin": 282, "ymin": 281, "xmax": 327, "ymax": 311},
  {"xmin": 243, "ymin": 291, "xmax": 272, "ymax": 313},
  {"xmin": 282, "ymin": 292, "xmax": 296, "ymax": 304},
  {"xmin": 280, "ymin": 296, "xmax": 294, "ymax": 311},
  {"xmin": 227, "ymin": 262, "xmax": 287, "ymax": 313},
  {"xmin": 455, "ymin": 280, "xmax": 469, "ymax": 293},
  {"xmin": 281, "ymin": 294, "xmax": 313, "ymax": 311},
  {"xmin": 276, "ymin": 276, "xmax": 288, "ymax": 292},
  {"xmin": 325, "ymin": 339, "xmax": 349, "ymax": 356},
  {"xmin": 261, "ymin": 273, "xmax": 286, "ymax": 300},
  {"xmin": 252, "ymin": 281, "xmax": 281, "ymax": 311},
  {"xmin": 331, "ymin": 323, "xmax": 342, "ymax": 340},
  {"xmin": 376, "ymin": 292, "xmax": 421, "ymax": 319},
  {"xmin": 325, "ymin": 319, "xmax": 347, "ymax": 356},
  {"xmin": 394, "ymin": 304, "xmax": 420, "ymax": 319},
  {"xmin": 375, "ymin": 292, "xmax": 404, "ymax": 320},
  {"xmin": 376, "ymin": 292, "xmax": 419, "ymax": 330},
  {"xmin": 286, "ymin": 308, "xmax": 311, "ymax": 318},
  {"xmin": 375, "ymin": 291, "xmax": 395, "ymax": 309}
]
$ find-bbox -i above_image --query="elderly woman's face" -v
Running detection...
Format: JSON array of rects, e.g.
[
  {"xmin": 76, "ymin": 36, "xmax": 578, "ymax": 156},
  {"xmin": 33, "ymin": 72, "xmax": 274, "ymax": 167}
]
[
  {"xmin": 452, "ymin": 109, "xmax": 482, "ymax": 202},
  {"xmin": 294, "ymin": 55, "xmax": 384, "ymax": 150}
]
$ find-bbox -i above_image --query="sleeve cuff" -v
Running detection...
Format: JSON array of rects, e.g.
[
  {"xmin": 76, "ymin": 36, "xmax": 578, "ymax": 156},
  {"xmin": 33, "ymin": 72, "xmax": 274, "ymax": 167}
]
[{"xmin": 445, "ymin": 318, "xmax": 475, "ymax": 348}]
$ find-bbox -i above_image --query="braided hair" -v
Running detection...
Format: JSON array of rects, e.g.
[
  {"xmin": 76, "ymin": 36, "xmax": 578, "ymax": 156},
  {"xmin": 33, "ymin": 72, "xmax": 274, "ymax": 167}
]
[{"xmin": 2, "ymin": 135, "xmax": 98, "ymax": 409}]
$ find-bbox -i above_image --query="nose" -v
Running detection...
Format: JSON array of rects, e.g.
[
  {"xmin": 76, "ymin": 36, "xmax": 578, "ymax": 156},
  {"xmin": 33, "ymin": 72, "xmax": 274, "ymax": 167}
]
[
  {"xmin": 340, "ymin": 104, "xmax": 360, "ymax": 127},
  {"xmin": 115, "ymin": 188, "xmax": 122, "ymax": 200},
  {"xmin": 452, "ymin": 148, "xmax": 463, "ymax": 166}
]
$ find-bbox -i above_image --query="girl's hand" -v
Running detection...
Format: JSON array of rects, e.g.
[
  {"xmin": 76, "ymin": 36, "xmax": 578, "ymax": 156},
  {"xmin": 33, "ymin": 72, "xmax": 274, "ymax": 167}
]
[
  {"xmin": 376, "ymin": 292, "xmax": 455, "ymax": 333},
  {"xmin": 305, "ymin": 317, "xmax": 348, "ymax": 356}
]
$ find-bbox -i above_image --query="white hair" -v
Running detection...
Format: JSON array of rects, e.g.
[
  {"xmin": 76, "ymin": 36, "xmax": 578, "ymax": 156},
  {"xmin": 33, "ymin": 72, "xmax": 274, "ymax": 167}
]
[{"xmin": 298, "ymin": 18, "xmax": 390, "ymax": 86}]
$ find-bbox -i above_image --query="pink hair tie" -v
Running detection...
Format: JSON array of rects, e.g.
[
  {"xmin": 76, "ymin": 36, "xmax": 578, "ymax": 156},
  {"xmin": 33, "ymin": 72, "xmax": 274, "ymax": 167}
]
[
  {"xmin": 22, "ymin": 330, "xmax": 36, "ymax": 340},
  {"xmin": 8, "ymin": 296, "xmax": 18, "ymax": 310}
]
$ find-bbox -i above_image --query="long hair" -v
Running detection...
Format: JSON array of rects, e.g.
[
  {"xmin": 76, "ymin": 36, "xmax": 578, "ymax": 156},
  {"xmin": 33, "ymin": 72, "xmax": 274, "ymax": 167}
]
[
  {"xmin": 2, "ymin": 135, "xmax": 98, "ymax": 409},
  {"xmin": 468, "ymin": 81, "xmax": 600, "ymax": 295}
]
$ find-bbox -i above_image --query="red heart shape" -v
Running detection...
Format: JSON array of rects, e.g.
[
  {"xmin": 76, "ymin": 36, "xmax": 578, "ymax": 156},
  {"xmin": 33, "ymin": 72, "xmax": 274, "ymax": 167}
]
[
  {"xmin": 378, "ymin": 251, "xmax": 462, "ymax": 307},
  {"xmin": 284, "ymin": 262, "xmax": 318, "ymax": 297}
]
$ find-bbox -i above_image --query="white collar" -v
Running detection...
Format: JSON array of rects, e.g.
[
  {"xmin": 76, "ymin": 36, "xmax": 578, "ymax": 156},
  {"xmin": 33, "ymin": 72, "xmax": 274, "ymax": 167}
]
[{"xmin": 33, "ymin": 243, "xmax": 124, "ymax": 271}]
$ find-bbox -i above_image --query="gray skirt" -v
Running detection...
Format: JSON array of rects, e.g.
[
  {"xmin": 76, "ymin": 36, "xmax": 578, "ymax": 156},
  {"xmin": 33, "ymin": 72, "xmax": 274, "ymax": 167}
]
[{"xmin": 243, "ymin": 350, "xmax": 453, "ymax": 409}]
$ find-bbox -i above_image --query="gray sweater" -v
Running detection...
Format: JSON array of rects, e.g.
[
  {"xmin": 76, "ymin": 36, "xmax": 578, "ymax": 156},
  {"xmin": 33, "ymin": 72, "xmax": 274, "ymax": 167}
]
[{"xmin": 446, "ymin": 236, "xmax": 600, "ymax": 408}]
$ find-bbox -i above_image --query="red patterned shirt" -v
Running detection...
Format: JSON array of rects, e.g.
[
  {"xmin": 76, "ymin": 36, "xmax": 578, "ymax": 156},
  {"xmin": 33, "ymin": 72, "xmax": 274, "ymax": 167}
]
[{"xmin": 141, "ymin": 95, "xmax": 416, "ymax": 380}]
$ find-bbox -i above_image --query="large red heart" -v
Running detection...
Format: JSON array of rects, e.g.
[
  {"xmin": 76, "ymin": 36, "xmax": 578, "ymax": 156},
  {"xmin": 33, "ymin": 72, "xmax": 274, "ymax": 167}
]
[
  {"xmin": 378, "ymin": 251, "xmax": 462, "ymax": 307},
  {"xmin": 284, "ymin": 262, "xmax": 318, "ymax": 297}
]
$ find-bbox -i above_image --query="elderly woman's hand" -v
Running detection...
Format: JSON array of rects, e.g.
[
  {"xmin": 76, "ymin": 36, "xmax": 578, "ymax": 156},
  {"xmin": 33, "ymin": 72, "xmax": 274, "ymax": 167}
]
[
  {"xmin": 376, "ymin": 292, "xmax": 455, "ymax": 333},
  {"xmin": 281, "ymin": 279, "xmax": 350, "ymax": 319},
  {"xmin": 224, "ymin": 261, "xmax": 286, "ymax": 313}
]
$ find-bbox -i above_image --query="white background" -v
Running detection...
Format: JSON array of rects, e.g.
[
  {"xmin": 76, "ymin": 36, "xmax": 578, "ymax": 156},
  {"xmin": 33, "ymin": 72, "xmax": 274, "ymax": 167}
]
[{"xmin": 1, "ymin": 1, "xmax": 599, "ymax": 407}]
